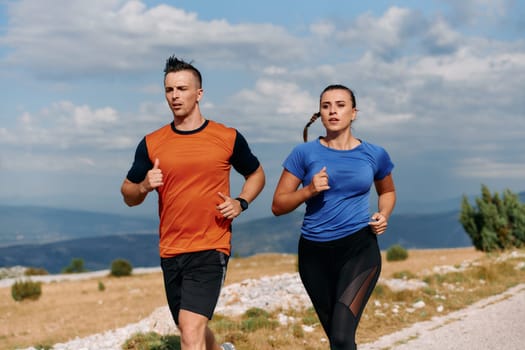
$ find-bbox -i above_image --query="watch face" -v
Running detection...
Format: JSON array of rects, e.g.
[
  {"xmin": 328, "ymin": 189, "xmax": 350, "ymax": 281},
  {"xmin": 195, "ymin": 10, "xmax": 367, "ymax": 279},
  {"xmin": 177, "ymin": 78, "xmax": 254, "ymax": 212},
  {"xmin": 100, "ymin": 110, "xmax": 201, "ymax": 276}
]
[{"xmin": 237, "ymin": 198, "xmax": 248, "ymax": 211}]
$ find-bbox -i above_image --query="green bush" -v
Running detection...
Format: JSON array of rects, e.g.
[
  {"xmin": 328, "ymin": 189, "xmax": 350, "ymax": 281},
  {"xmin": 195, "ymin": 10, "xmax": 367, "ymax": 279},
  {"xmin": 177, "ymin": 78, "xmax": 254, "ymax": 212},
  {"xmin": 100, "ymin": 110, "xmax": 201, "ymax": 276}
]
[
  {"xmin": 11, "ymin": 279, "xmax": 42, "ymax": 301},
  {"xmin": 240, "ymin": 307, "xmax": 278, "ymax": 332},
  {"xmin": 386, "ymin": 244, "xmax": 409, "ymax": 261},
  {"xmin": 98, "ymin": 280, "xmax": 106, "ymax": 291},
  {"xmin": 110, "ymin": 258, "xmax": 133, "ymax": 277},
  {"xmin": 122, "ymin": 331, "xmax": 181, "ymax": 350},
  {"xmin": 62, "ymin": 258, "xmax": 87, "ymax": 274}
]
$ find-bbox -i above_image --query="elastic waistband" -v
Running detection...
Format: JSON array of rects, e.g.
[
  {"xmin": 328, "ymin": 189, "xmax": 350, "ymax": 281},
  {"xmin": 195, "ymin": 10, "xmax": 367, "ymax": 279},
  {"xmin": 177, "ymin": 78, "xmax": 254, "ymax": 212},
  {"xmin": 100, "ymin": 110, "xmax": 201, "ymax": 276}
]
[{"xmin": 300, "ymin": 225, "xmax": 373, "ymax": 248}]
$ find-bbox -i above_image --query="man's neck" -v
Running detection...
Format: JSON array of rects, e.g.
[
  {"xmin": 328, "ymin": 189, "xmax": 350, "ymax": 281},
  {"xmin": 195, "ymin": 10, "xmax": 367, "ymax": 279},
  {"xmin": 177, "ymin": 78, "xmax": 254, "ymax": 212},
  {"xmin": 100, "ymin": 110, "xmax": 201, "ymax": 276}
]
[{"xmin": 173, "ymin": 113, "xmax": 206, "ymax": 131}]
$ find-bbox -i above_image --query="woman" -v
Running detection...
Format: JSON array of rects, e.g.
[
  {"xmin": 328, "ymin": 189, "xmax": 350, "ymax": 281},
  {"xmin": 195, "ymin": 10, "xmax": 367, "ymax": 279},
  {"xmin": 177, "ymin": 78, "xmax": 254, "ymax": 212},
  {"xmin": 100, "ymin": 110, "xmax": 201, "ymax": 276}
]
[{"xmin": 272, "ymin": 84, "xmax": 396, "ymax": 349}]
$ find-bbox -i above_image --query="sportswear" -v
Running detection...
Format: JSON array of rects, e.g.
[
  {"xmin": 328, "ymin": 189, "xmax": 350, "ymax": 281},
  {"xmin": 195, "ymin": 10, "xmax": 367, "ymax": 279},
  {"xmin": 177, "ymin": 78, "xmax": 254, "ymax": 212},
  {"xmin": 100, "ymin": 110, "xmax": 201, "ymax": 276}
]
[
  {"xmin": 283, "ymin": 138, "xmax": 394, "ymax": 242},
  {"xmin": 126, "ymin": 120, "xmax": 260, "ymax": 257}
]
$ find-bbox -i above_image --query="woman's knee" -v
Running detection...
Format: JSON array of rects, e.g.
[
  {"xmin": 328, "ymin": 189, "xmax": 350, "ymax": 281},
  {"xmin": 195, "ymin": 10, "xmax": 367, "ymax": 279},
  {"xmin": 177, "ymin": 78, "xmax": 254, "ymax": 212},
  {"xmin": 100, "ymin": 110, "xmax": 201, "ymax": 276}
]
[{"xmin": 329, "ymin": 303, "xmax": 357, "ymax": 350}]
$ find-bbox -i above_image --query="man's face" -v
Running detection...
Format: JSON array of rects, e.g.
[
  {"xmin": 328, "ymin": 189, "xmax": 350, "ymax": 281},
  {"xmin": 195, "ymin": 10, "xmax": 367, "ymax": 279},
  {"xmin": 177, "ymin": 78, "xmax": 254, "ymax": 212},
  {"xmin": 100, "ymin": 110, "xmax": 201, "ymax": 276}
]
[{"xmin": 164, "ymin": 70, "xmax": 203, "ymax": 118}]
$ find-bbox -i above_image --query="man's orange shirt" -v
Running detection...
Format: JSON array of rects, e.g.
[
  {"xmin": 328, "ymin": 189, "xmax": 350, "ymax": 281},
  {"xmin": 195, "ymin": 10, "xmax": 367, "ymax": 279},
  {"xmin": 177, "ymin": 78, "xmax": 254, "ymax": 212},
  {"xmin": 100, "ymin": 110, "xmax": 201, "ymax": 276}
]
[{"xmin": 145, "ymin": 121, "xmax": 237, "ymax": 257}]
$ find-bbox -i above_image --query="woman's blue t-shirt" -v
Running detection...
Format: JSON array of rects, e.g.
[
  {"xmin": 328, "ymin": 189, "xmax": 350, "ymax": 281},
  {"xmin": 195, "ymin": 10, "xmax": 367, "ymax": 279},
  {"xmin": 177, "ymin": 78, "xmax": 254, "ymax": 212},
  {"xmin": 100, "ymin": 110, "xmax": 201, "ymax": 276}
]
[{"xmin": 283, "ymin": 138, "xmax": 394, "ymax": 242}]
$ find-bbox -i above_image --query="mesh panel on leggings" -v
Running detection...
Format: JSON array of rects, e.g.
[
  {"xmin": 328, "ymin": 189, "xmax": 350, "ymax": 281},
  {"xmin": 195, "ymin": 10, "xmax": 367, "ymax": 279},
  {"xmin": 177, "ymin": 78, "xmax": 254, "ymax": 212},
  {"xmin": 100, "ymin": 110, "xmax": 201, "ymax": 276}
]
[{"xmin": 338, "ymin": 266, "xmax": 378, "ymax": 317}]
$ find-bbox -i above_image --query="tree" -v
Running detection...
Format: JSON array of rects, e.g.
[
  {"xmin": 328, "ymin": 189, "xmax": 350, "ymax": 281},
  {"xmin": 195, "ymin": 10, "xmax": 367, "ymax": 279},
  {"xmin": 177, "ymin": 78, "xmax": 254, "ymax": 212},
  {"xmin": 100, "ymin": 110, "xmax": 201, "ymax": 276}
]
[{"xmin": 459, "ymin": 184, "xmax": 525, "ymax": 252}]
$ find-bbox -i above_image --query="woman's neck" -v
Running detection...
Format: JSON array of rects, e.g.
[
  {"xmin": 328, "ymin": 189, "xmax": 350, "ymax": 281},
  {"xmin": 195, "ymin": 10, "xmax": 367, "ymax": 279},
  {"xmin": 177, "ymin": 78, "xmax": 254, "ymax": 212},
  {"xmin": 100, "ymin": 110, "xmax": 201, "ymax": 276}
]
[{"xmin": 321, "ymin": 133, "xmax": 360, "ymax": 150}]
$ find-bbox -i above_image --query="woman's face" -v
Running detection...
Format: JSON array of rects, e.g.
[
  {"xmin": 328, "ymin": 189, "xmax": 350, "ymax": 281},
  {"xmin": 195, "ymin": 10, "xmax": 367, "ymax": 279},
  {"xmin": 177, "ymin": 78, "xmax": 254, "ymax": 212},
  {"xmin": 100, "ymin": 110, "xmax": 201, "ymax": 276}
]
[{"xmin": 319, "ymin": 89, "xmax": 356, "ymax": 134}]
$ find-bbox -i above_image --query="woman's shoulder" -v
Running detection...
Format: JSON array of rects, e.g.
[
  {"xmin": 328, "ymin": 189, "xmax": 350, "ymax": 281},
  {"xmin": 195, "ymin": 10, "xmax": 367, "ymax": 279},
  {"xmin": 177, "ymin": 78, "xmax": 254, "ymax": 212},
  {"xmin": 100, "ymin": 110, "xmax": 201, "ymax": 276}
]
[
  {"xmin": 360, "ymin": 139, "xmax": 387, "ymax": 151},
  {"xmin": 289, "ymin": 139, "xmax": 320, "ymax": 154}
]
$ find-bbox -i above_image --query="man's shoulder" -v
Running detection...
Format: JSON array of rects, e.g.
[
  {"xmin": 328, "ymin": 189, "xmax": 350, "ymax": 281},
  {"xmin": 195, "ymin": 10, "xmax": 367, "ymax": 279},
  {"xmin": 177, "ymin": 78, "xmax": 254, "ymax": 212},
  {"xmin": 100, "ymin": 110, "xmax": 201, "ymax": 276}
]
[
  {"xmin": 205, "ymin": 120, "xmax": 238, "ymax": 141},
  {"xmin": 146, "ymin": 123, "xmax": 172, "ymax": 137},
  {"xmin": 207, "ymin": 119, "xmax": 236, "ymax": 132}
]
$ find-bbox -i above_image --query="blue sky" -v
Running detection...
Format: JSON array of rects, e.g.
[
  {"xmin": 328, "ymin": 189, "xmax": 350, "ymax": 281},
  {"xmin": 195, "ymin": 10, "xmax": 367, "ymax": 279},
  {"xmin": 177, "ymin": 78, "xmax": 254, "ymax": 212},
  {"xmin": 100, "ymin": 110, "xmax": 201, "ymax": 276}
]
[{"xmin": 0, "ymin": 0, "xmax": 524, "ymax": 222}]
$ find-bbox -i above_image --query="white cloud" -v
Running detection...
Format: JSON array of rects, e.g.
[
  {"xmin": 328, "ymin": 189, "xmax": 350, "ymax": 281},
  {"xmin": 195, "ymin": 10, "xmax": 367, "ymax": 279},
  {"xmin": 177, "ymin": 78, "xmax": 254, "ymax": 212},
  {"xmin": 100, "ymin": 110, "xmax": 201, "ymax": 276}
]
[
  {"xmin": 422, "ymin": 16, "xmax": 462, "ymax": 54},
  {"xmin": 1, "ymin": 101, "xmax": 126, "ymax": 150},
  {"xmin": 1, "ymin": 1, "xmax": 524, "ymax": 208},
  {"xmin": 337, "ymin": 7, "xmax": 427, "ymax": 60},
  {"xmin": 2, "ymin": 0, "xmax": 306, "ymax": 78},
  {"xmin": 201, "ymin": 78, "xmax": 316, "ymax": 142},
  {"xmin": 456, "ymin": 157, "xmax": 525, "ymax": 179},
  {"xmin": 310, "ymin": 21, "xmax": 335, "ymax": 37},
  {"xmin": 262, "ymin": 66, "xmax": 288, "ymax": 76},
  {"xmin": 411, "ymin": 47, "xmax": 525, "ymax": 82},
  {"xmin": 442, "ymin": 0, "xmax": 512, "ymax": 26}
]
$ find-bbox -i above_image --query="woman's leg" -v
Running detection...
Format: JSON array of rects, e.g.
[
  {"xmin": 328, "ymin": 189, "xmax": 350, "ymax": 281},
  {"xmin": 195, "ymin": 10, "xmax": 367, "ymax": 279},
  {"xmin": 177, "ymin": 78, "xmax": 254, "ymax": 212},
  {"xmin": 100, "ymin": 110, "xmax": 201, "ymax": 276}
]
[
  {"xmin": 298, "ymin": 236, "xmax": 337, "ymax": 336},
  {"xmin": 330, "ymin": 229, "xmax": 382, "ymax": 350}
]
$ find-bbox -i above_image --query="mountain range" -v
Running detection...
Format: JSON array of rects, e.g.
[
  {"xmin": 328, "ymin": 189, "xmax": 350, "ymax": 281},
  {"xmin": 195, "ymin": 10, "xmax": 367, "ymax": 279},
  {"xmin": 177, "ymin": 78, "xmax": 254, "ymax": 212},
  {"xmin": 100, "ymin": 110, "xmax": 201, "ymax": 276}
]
[{"xmin": 1, "ymin": 190, "xmax": 523, "ymax": 274}]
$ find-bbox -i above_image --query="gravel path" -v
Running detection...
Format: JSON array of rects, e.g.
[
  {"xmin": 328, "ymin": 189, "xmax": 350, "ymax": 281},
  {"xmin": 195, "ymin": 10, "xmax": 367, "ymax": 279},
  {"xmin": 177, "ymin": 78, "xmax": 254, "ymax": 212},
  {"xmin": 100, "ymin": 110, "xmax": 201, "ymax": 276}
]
[{"xmin": 361, "ymin": 283, "xmax": 525, "ymax": 350}]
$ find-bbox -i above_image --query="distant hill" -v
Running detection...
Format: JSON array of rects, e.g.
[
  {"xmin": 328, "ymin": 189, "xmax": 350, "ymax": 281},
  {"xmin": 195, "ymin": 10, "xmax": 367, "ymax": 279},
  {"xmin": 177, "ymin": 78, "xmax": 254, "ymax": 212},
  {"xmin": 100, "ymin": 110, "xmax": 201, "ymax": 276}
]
[
  {"xmin": 232, "ymin": 210, "xmax": 473, "ymax": 256},
  {"xmin": 0, "ymin": 204, "xmax": 477, "ymax": 273},
  {"xmin": 0, "ymin": 234, "xmax": 159, "ymax": 273},
  {"xmin": 0, "ymin": 205, "xmax": 158, "ymax": 247},
  {"xmin": 1, "ymin": 191, "xmax": 523, "ymax": 273}
]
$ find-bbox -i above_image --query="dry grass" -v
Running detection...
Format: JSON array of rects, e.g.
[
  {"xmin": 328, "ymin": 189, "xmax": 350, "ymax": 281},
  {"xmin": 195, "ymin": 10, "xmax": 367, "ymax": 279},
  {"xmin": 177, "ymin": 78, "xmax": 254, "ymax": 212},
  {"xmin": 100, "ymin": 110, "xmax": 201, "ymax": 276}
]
[{"xmin": 2, "ymin": 247, "xmax": 523, "ymax": 350}]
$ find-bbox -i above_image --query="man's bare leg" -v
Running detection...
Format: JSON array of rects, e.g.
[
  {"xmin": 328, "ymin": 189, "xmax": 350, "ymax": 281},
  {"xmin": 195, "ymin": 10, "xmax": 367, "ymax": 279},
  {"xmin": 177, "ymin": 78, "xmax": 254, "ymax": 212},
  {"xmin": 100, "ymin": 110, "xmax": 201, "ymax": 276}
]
[{"xmin": 178, "ymin": 309, "xmax": 221, "ymax": 350}]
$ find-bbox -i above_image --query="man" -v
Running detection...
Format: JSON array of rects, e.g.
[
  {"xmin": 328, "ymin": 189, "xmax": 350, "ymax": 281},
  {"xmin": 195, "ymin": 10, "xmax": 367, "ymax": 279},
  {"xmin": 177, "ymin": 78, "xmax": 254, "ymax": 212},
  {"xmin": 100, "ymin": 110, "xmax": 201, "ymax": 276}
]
[{"xmin": 121, "ymin": 56, "xmax": 265, "ymax": 350}]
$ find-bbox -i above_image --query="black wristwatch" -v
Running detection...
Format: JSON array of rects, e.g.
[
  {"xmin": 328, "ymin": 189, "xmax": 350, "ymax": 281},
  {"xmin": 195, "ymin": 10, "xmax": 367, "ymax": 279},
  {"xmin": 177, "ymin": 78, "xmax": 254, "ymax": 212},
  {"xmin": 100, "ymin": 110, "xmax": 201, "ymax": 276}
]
[{"xmin": 236, "ymin": 197, "xmax": 249, "ymax": 211}]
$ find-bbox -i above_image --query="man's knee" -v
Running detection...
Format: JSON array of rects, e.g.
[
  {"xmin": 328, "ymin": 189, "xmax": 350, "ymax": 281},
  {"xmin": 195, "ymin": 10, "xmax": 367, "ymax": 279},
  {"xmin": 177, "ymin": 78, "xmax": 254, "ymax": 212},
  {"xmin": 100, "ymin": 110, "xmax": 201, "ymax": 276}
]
[{"xmin": 178, "ymin": 310, "xmax": 209, "ymax": 345}]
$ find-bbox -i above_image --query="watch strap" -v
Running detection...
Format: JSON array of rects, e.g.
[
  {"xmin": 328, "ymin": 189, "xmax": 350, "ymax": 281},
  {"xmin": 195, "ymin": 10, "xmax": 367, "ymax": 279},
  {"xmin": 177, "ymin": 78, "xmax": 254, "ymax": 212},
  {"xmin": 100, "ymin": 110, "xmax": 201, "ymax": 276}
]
[{"xmin": 235, "ymin": 197, "xmax": 249, "ymax": 211}]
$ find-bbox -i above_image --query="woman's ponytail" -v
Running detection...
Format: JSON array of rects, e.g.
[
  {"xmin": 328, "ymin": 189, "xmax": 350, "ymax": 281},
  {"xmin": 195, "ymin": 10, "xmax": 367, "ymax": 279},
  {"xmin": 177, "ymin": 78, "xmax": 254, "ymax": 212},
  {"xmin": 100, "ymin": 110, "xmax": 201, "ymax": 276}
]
[{"xmin": 303, "ymin": 112, "xmax": 320, "ymax": 142}]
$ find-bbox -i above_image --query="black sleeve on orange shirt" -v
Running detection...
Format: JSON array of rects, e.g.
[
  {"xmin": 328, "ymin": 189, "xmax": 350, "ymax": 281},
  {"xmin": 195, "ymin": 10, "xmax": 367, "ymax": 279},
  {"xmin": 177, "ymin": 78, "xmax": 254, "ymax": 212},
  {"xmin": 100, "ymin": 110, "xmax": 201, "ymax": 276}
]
[
  {"xmin": 231, "ymin": 130, "xmax": 260, "ymax": 176},
  {"xmin": 126, "ymin": 137, "xmax": 153, "ymax": 183}
]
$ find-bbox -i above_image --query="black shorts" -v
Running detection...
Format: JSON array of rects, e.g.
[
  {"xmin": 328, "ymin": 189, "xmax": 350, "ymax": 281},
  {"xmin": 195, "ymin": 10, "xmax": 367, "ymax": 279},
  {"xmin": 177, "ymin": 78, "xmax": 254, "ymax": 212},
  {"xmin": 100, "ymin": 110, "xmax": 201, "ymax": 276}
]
[{"xmin": 161, "ymin": 250, "xmax": 229, "ymax": 324}]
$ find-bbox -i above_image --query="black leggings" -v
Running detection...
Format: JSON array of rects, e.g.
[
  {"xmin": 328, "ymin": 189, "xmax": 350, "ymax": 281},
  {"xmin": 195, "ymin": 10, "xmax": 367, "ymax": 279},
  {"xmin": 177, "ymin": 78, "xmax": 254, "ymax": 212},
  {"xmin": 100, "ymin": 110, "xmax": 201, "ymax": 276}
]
[{"xmin": 298, "ymin": 226, "xmax": 381, "ymax": 350}]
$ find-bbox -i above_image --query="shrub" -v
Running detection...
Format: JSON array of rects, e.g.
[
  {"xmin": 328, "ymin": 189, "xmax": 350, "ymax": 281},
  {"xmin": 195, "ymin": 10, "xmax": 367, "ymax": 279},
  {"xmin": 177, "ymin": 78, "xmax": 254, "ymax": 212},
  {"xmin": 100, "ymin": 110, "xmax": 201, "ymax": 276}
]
[
  {"xmin": 110, "ymin": 258, "xmax": 133, "ymax": 277},
  {"xmin": 392, "ymin": 270, "xmax": 417, "ymax": 279},
  {"xmin": 386, "ymin": 244, "xmax": 408, "ymax": 261},
  {"xmin": 122, "ymin": 331, "xmax": 181, "ymax": 350},
  {"xmin": 240, "ymin": 307, "xmax": 278, "ymax": 332},
  {"xmin": 11, "ymin": 279, "xmax": 42, "ymax": 301},
  {"xmin": 244, "ymin": 307, "xmax": 270, "ymax": 318},
  {"xmin": 98, "ymin": 281, "xmax": 105, "ymax": 291},
  {"xmin": 301, "ymin": 307, "xmax": 319, "ymax": 325},
  {"xmin": 34, "ymin": 344, "xmax": 52, "ymax": 350},
  {"xmin": 62, "ymin": 258, "xmax": 87, "ymax": 274},
  {"xmin": 25, "ymin": 267, "xmax": 49, "ymax": 276}
]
